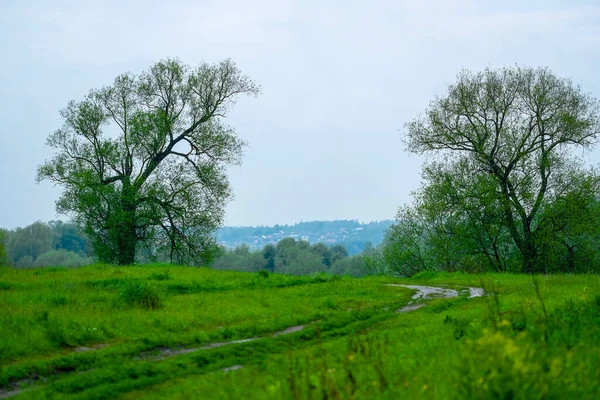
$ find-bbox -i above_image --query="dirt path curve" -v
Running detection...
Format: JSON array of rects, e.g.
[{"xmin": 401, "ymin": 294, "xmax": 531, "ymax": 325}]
[
  {"xmin": 1, "ymin": 323, "xmax": 315, "ymax": 399},
  {"xmin": 385, "ymin": 284, "xmax": 484, "ymax": 312},
  {"xmin": 141, "ymin": 323, "xmax": 313, "ymax": 361}
]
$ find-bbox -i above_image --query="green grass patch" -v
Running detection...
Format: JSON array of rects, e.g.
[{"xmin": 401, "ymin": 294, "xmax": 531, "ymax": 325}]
[{"xmin": 0, "ymin": 265, "xmax": 598, "ymax": 399}]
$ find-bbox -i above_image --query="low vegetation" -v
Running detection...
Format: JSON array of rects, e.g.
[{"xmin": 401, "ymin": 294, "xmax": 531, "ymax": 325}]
[{"xmin": 1, "ymin": 264, "xmax": 598, "ymax": 399}]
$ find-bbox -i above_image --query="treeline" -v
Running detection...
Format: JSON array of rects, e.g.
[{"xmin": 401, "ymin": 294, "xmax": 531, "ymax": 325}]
[
  {"xmin": 0, "ymin": 220, "xmax": 378, "ymax": 276},
  {"xmin": 0, "ymin": 220, "xmax": 212, "ymax": 268},
  {"xmin": 212, "ymin": 238, "xmax": 378, "ymax": 276},
  {"xmin": 381, "ymin": 185, "xmax": 600, "ymax": 276},
  {"xmin": 0, "ymin": 221, "xmax": 93, "ymax": 267}
]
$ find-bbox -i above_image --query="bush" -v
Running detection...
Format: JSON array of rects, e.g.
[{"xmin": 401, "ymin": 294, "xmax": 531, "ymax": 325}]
[{"xmin": 33, "ymin": 249, "xmax": 92, "ymax": 268}]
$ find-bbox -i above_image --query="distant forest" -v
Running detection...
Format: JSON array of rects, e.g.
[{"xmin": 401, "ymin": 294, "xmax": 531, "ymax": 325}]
[
  {"xmin": 217, "ymin": 220, "xmax": 393, "ymax": 255},
  {"xmin": 0, "ymin": 219, "xmax": 392, "ymax": 271}
]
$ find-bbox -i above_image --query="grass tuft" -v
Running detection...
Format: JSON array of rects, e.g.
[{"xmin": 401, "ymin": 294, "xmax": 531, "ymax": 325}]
[
  {"xmin": 148, "ymin": 270, "xmax": 171, "ymax": 281},
  {"xmin": 119, "ymin": 280, "xmax": 163, "ymax": 310}
]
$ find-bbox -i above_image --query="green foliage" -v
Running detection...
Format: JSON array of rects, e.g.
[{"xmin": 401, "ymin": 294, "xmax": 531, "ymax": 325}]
[
  {"xmin": 262, "ymin": 244, "xmax": 276, "ymax": 271},
  {"xmin": 362, "ymin": 241, "xmax": 389, "ymax": 276},
  {"xmin": 275, "ymin": 245, "xmax": 327, "ymax": 275},
  {"xmin": 33, "ymin": 249, "xmax": 92, "ymax": 268},
  {"xmin": 212, "ymin": 246, "xmax": 265, "ymax": 272},
  {"xmin": 535, "ymin": 173, "xmax": 600, "ymax": 273},
  {"xmin": 48, "ymin": 220, "xmax": 91, "ymax": 256},
  {"xmin": 309, "ymin": 242, "xmax": 332, "ymax": 266},
  {"xmin": 330, "ymin": 255, "xmax": 365, "ymax": 277},
  {"xmin": 384, "ymin": 169, "xmax": 600, "ymax": 276},
  {"xmin": 15, "ymin": 255, "xmax": 35, "ymax": 268},
  {"xmin": 1, "ymin": 221, "xmax": 94, "ymax": 268},
  {"xmin": 329, "ymin": 244, "xmax": 349, "ymax": 264}
]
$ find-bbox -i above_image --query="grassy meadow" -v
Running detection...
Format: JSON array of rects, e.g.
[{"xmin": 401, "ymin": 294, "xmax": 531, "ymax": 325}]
[{"xmin": 1, "ymin": 265, "xmax": 599, "ymax": 399}]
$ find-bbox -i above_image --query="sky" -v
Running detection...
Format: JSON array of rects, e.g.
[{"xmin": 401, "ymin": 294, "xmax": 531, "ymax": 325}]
[{"xmin": 0, "ymin": 0, "xmax": 599, "ymax": 229}]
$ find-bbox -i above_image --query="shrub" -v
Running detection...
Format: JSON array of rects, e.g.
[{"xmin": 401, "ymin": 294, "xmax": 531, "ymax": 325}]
[{"xmin": 33, "ymin": 249, "xmax": 92, "ymax": 268}]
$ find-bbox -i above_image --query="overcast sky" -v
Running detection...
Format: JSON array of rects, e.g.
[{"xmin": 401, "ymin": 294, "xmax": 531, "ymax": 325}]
[{"xmin": 1, "ymin": 0, "xmax": 599, "ymax": 229}]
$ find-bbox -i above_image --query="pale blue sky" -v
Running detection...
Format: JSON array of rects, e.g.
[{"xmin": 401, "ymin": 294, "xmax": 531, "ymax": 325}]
[{"xmin": 1, "ymin": 0, "xmax": 599, "ymax": 229}]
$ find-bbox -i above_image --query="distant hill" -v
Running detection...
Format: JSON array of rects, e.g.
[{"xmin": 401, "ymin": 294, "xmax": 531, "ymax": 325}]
[{"xmin": 217, "ymin": 220, "xmax": 393, "ymax": 255}]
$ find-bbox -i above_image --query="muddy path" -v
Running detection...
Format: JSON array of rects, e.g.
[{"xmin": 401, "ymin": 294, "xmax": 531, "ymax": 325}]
[
  {"xmin": 386, "ymin": 284, "xmax": 484, "ymax": 312},
  {"xmin": 139, "ymin": 323, "xmax": 312, "ymax": 361}
]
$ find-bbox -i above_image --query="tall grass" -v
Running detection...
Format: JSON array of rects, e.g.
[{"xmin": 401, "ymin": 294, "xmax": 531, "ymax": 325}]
[{"xmin": 119, "ymin": 280, "xmax": 162, "ymax": 309}]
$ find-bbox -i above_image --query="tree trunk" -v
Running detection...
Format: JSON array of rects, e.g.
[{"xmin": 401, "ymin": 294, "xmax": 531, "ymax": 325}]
[
  {"xmin": 521, "ymin": 229, "xmax": 541, "ymax": 274},
  {"xmin": 117, "ymin": 219, "xmax": 137, "ymax": 265},
  {"xmin": 117, "ymin": 183, "xmax": 137, "ymax": 265},
  {"xmin": 565, "ymin": 243, "xmax": 575, "ymax": 272}
]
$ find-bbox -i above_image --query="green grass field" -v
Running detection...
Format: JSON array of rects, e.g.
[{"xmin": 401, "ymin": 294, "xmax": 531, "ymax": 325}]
[{"xmin": 1, "ymin": 265, "xmax": 599, "ymax": 399}]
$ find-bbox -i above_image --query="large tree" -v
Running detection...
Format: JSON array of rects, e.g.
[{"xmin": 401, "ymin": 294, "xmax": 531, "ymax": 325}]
[
  {"xmin": 404, "ymin": 66, "xmax": 600, "ymax": 273},
  {"xmin": 38, "ymin": 59, "xmax": 259, "ymax": 265}
]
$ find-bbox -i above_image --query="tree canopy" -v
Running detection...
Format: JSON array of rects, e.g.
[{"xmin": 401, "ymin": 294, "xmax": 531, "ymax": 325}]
[
  {"xmin": 38, "ymin": 59, "xmax": 259, "ymax": 265},
  {"xmin": 5, "ymin": 221, "xmax": 53, "ymax": 266}
]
